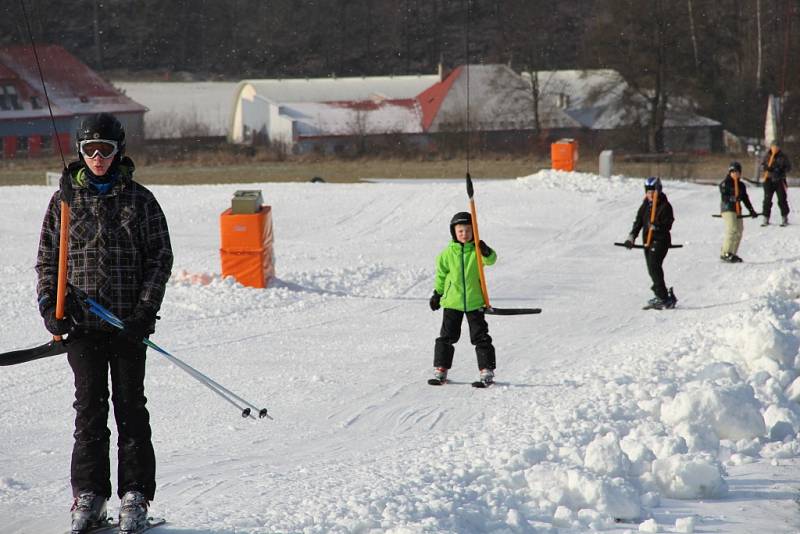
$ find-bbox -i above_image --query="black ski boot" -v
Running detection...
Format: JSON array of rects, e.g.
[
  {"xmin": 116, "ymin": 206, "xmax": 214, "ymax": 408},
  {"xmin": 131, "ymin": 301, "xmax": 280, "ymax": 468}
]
[
  {"xmin": 70, "ymin": 492, "xmax": 108, "ymax": 533},
  {"xmin": 665, "ymin": 287, "xmax": 678, "ymax": 308}
]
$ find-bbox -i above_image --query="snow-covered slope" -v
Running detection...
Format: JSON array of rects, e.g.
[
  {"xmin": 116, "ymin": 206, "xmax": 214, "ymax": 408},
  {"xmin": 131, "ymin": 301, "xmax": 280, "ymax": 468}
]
[{"xmin": 2, "ymin": 171, "xmax": 800, "ymax": 533}]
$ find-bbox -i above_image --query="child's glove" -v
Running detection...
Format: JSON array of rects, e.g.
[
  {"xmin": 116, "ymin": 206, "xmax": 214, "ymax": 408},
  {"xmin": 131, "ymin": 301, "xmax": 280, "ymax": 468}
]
[
  {"xmin": 478, "ymin": 240, "xmax": 493, "ymax": 257},
  {"xmin": 623, "ymin": 239, "xmax": 634, "ymax": 249},
  {"xmin": 429, "ymin": 291, "xmax": 441, "ymax": 311}
]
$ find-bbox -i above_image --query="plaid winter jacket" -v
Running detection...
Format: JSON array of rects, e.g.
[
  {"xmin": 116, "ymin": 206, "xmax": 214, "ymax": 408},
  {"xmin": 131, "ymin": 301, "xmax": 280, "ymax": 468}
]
[{"xmin": 35, "ymin": 159, "xmax": 173, "ymax": 331}]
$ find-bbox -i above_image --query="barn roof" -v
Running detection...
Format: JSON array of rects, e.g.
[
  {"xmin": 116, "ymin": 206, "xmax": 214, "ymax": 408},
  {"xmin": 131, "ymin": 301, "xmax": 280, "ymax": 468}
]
[
  {"xmin": 284, "ymin": 98, "xmax": 423, "ymax": 138},
  {"xmin": 0, "ymin": 44, "xmax": 146, "ymax": 119},
  {"xmin": 530, "ymin": 69, "xmax": 721, "ymax": 129},
  {"xmin": 237, "ymin": 74, "xmax": 440, "ymax": 105},
  {"xmin": 420, "ymin": 65, "xmax": 720, "ymax": 133},
  {"xmin": 113, "ymin": 81, "xmax": 238, "ymax": 138},
  {"xmin": 421, "ymin": 64, "xmax": 538, "ymax": 132}
]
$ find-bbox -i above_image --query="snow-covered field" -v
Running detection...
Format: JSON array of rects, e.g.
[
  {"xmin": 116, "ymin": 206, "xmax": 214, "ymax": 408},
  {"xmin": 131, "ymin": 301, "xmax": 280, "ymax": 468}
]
[{"xmin": 2, "ymin": 170, "xmax": 800, "ymax": 533}]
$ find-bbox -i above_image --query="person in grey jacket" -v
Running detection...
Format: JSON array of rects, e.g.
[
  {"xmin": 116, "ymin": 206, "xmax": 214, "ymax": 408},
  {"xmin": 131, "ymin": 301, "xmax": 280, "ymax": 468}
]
[{"xmin": 35, "ymin": 113, "xmax": 173, "ymax": 534}]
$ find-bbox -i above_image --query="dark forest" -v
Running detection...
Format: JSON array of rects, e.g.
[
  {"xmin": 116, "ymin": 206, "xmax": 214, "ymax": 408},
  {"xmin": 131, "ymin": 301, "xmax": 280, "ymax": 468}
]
[{"xmin": 2, "ymin": 0, "xmax": 798, "ymax": 141}]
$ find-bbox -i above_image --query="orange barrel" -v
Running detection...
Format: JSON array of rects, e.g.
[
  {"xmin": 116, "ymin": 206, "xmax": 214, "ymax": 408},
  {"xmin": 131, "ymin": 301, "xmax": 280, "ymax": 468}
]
[
  {"xmin": 219, "ymin": 206, "xmax": 275, "ymax": 288},
  {"xmin": 551, "ymin": 138, "xmax": 578, "ymax": 171}
]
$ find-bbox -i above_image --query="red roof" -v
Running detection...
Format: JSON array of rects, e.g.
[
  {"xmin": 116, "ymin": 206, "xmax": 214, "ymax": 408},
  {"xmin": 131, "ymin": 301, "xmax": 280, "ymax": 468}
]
[
  {"xmin": 416, "ymin": 66, "xmax": 462, "ymax": 131},
  {"xmin": 329, "ymin": 97, "xmax": 417, "ymax": 111},
  {"xmin": 0, "ymin": 44, "xmax": 146, "ymax": 117},
  {"xmin": 0, "ymin": 62, "xmax": 18, "ymax": 80}
]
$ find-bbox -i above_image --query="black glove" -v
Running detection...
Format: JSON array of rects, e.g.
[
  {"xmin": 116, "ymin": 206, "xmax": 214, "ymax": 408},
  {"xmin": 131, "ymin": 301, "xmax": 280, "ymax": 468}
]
[
  {"xmin": 750, "ymin": 211, "xmax": 758, "ymax": 218},
  {"xmin": 41, "ymin": 306, "xmax": 72, "ymax": 335},
  {"xmin": 38, "ymin": 292, "xmax": 84, "ymax": 336},
  {"xmin": 117, "ymin": 308, "xmax": 157, "ymax": 345},
  {"xmin": 478, "ymin": 240, "xmax": 493, "ymax": 257},
  {"xmin": 623, "ymin": 240, "xmax": 634, "ymax": 249},
  {"xmin": 429, "ymin": 291, "xmax": 441, "ymax": 311},
  {"xmin": 59, "ymin": 166, "xmax": 74, "ymax": 205}
]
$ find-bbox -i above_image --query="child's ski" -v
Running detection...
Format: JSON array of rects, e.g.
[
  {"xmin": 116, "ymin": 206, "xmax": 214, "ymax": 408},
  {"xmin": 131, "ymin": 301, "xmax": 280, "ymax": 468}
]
[{"xmin": 119, "ymin": 517, "xmax": 167, "ymax": 534}]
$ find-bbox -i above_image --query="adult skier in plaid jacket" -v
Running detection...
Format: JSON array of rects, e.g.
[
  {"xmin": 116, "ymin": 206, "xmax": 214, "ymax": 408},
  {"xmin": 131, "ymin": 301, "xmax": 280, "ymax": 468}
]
[{"xmin": 35, "ymin": 113, "xmax": 173, "ymax": 533}]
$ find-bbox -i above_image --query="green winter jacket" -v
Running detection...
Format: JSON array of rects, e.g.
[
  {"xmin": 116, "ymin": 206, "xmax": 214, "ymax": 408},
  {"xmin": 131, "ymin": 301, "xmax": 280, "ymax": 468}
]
[{"xmin": 435, "ymin": 240, "xmax": 497, "ymax": 312}]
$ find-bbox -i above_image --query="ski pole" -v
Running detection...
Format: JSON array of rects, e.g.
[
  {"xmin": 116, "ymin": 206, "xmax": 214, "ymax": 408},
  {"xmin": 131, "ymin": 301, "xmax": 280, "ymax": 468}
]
[{"xmin": 84, "ymin": 297, "xmax": 271, "ymax": 420}]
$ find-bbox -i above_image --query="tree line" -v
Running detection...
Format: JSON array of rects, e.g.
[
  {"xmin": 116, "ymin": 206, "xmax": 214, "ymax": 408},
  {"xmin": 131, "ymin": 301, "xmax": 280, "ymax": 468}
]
[{"xmin": 2, "ymin": 0, "xmax": 797, "ymax": 152}]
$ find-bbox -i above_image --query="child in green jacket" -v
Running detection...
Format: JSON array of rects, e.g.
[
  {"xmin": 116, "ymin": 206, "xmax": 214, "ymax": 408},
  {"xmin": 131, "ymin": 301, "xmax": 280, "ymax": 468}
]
[{"xmin": 429, "ymin": 212, "xmax": 497, "ymax": 385}]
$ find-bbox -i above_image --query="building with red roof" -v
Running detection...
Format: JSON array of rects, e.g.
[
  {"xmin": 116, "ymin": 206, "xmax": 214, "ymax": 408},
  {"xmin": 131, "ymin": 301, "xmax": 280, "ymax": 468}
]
[
  {"xmin": 0, "ymin": 44, "xmax": 146, "ymax": 159},
  {"xmin": 227, "ymin": 64, "xmax": 721, "ymax": 155}
]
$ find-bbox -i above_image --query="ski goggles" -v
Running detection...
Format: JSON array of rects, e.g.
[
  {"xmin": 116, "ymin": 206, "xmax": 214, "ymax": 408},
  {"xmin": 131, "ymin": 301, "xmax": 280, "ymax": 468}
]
[{"xmin": 79, "ymin": 139, "xmax": 118, "ymax": 159}]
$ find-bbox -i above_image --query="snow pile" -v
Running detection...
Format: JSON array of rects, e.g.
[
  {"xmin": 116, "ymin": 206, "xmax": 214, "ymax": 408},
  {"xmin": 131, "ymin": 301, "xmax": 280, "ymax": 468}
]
[{"xmin": 516, "ymin": 169, "xmax": 642, "ymax": 196}]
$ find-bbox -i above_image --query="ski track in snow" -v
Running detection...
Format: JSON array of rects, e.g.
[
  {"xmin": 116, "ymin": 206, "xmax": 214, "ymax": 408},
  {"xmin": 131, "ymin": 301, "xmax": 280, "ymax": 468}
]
[{"xmin": 2, "ymin": 172, "xmax": 800, "ymax": 532}]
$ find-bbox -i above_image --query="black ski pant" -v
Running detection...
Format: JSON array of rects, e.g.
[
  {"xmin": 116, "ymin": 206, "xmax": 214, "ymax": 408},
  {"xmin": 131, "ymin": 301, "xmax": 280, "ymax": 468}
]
[
  {"xmin": 762, "ymin": 179, "xmax": 790, "ymax": 220},
  {"xmin": 644, "ymin": 245, "xmax": 669, "ymax": 300},
  {"xmin": 67, "ymin": 331, "xmax": 156, "ymax": 501},
  {"xmin": 434, "ymin": 308, "xmax": 496, "ymax": 370}
]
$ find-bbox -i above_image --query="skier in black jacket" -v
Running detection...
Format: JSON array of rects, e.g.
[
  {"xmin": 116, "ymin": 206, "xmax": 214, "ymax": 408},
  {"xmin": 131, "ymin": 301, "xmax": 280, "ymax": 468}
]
[
  {"xmin": 35, "ymin": 113, "xmax": 173, "ymax": 533},
  {"xmin": 623, "ymin": 177, "xmax": 677, "ymax": 309},
  {"xmin": 760, "ymin": 140, "xmax": 792, "ymax": 226},
  {"xmin": 719, "ymin": 161, "xmax": 757, "ymax": 263}
]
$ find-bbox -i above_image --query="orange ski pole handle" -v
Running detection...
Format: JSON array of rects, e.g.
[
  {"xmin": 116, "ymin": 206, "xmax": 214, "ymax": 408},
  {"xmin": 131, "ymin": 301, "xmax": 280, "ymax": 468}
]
[
  {"xmin": 466, "ymin": 174, "xmax": 491, "ymax": 309},
  {"xmin": 53, "ymin": 199, "xmax": 70, "ymax": 342},
  {"xmin": 645, "ymin": 190, "xmax": 659, "ymax": 248},
  {"xmin": 763, "ymin": 150, "xmax": 777, "ymax": 183},
  {"xmin": 469, "ymin": 197, "xmax": 491, "ymax": 309}
]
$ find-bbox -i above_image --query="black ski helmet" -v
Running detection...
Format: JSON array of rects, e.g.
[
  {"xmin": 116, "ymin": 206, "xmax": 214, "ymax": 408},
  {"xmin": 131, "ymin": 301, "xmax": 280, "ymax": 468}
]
[
  {"xmin": 728, "ymin": 161, "xmax": 742, "ymax": 173},
  {"xmin": 75, "ymin": 113, "xmax": 126, "ymax": 161},
  {"xmin": 449, "ymin": 211, "xmax": 472, "ymax": 241},
  {"xmin": 644, "ymin": 176, "xmax": 662, "ymax": 192}
]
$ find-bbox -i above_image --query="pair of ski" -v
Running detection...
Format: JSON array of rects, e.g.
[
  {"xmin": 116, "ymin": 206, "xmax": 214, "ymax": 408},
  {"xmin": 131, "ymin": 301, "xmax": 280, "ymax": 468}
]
[
  {"xmin": 428, "ymin": 377, "xmax": 493, "ymax": 388},
  {"xmin": 68, "ymin": 517, "xmax": 165, "ymax": 534}
]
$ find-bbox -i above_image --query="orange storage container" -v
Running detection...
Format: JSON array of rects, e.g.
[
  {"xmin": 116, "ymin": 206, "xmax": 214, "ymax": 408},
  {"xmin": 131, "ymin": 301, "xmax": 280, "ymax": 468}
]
[
  {"xmin": 220, "ymin": 206, "xmax": 274, "ymax": 288},
  {"xmin": 551, "ymin": 138, "xmax": 578, "ymax": 171},
  {"xmin": 220, "ymin": 207, "xmax": 273, "ymax": 250},
  {"xmin": 220, "ymin": 249, "xmax": 274, "ymax": 289}
]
